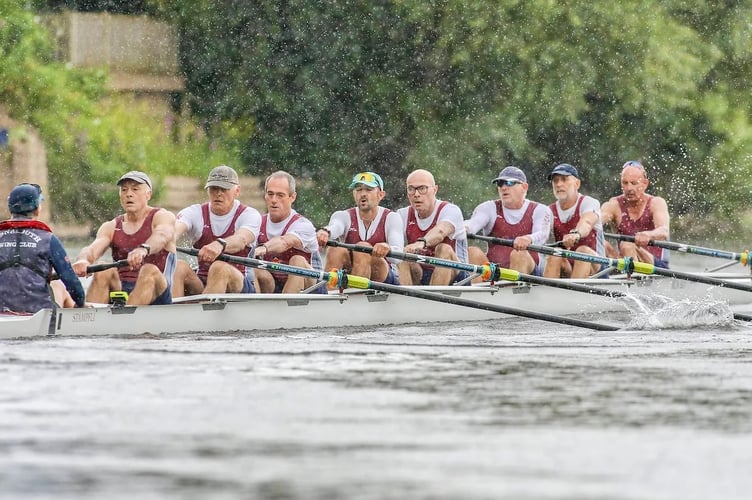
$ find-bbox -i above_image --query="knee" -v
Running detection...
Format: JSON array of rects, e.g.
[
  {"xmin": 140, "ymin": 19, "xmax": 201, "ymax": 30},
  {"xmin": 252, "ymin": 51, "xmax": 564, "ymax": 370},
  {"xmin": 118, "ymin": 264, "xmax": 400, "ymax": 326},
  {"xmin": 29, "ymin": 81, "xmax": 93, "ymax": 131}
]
[
  {"xmin": 433, "ymin": 243, "xmax": 456, "ymax": 260},
  {"xmin": 468, "ymin": 246, "xmax": 486, "ymax": 261},
  {"xmin": 288, "ymin": 255, "xmax": 310, "ymax": 268}
]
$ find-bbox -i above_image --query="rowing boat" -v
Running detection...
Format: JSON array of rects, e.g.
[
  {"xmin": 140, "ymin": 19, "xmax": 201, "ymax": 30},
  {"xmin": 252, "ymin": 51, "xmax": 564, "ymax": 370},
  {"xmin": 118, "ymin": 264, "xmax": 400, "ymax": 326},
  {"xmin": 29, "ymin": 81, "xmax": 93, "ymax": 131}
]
[{"xmin": 2, "ymin": 271, "xmax": 751, "ymax": 339}]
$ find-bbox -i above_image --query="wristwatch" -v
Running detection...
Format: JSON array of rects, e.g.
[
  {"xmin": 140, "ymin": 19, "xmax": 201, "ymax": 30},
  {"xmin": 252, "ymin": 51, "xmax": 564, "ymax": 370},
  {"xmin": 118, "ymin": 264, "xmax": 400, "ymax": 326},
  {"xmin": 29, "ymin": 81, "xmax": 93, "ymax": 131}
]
[
  {"xmin": 568, "ymin": 229, "xmax": 581, "ymax": 240},
  {"xmin": 138, "ymin": 243, "xmax": 151, "ymax": 254},
  {"xmin": 417, "ymin": 237, "xmax": 428, "ymax": 248},
  {"xmin": 216, "ymin": 238, "xmax": 228, "ymax": 251}
]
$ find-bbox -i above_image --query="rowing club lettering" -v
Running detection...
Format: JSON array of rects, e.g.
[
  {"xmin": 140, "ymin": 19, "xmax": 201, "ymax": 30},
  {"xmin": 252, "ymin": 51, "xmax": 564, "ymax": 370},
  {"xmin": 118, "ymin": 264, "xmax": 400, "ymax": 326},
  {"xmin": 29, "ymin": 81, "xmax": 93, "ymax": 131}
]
[{"xmin": 71, "ymin": 310, "xmax": 97, "ymax": 323}]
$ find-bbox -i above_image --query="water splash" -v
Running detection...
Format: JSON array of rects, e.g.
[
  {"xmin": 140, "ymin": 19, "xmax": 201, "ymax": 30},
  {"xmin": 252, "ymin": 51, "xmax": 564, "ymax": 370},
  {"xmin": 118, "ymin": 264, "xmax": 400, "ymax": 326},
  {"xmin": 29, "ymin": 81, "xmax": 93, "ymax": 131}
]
[{"xmin": 622, "ymin": 293, "xmax": 737, "ymax": 330}]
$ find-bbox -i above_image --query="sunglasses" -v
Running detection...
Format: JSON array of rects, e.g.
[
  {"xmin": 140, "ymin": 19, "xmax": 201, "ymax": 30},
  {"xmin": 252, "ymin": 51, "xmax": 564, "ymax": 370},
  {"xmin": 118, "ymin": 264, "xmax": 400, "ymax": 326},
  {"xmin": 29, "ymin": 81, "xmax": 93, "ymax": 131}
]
[
  {"xmin": 354, "ymin": 172, "xmax": 378, "ymax": 183},
  {"xmin": 496, "ymin": 180, "xmax": 521, "ymax": 187},
  {"xmin": 621, "ymin": 160, "xmax": 645, "ymax": 171}
]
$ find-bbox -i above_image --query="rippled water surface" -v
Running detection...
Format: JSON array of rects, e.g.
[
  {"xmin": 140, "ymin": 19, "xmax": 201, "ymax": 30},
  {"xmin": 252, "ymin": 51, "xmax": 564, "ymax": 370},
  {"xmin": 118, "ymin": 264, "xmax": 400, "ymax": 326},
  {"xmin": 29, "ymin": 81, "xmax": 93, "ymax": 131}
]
[{"xmin": 2, "ymin": 314, "xmax": 752, "ymax": 499}]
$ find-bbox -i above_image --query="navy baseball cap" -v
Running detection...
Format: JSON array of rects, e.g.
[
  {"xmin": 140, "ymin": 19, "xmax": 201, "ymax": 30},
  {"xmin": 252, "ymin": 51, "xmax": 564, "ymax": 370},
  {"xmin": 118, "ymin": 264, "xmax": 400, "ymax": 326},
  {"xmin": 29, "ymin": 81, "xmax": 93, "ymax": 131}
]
[
  {"xmin": 547, "ymin": 163, "xmax": 579, "ymax": 180},
  {"xmin": 492, "ymin": 166, "xmax": 527, "ymax": 184},
  {"xmin": 8, "ymin": 183, "xmax": 43, "ymax": 214}
]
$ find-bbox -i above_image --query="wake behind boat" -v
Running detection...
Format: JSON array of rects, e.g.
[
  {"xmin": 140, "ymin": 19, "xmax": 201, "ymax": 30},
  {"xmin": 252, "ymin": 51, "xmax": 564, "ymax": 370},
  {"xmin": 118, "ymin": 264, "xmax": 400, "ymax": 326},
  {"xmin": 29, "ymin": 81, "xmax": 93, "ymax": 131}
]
[{"xmin": 3, "ymin": 272, "xmax": 752, "ymax": 339}]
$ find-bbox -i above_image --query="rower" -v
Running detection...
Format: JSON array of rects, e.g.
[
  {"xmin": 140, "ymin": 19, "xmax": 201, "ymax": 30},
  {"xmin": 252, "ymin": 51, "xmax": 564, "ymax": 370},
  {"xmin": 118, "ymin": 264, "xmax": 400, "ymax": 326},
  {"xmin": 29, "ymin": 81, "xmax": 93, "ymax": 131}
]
[
  {"xmin": 543, "ymin": 163, "xmax": 606, "ymax": 278},
  {"xmin": 317, "ymin": 171, "xmax": 404, "ymax": 286},
  {"xmin": 72, "ymin": 171, "xmax": 177, "ymax": 305},
  {"xmin": 465, "ymin": 166, "xmax": 553, "ymax": 279},
  {"xmin": 172, "ymin": 165, "xmax": 261, "ymax": 297},
  {"xmin": 252, "ymin": 170, "xmax": 324, "ymax": 293},
  {"xmin": 396, "ymin": 169, "xmax": 469, "ymax": 285},
  {"xmin": 600, "ymin": 160, "xmax": 670, "ymax": 268}
]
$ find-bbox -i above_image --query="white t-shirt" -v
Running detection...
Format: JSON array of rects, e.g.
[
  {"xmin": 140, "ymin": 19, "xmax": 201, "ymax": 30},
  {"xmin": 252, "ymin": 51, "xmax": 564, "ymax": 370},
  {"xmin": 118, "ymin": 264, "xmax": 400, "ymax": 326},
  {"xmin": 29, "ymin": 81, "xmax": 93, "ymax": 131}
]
[
  {"xmin": 325, "ymin": 206, "xmax": 404, "ymax": 251},
  {"xmin": 397, "ymin": 200, "xmax": 468, "ymax": 263},
  {"xmin": 552, "ymin": 194, "xmax": 604, "ymax": 255},
  {"xmin": 263, "ymin": 209, "xmax": 322, "ymax": 270},
  {"xmin": 465, "ymin": 199, "xmax": 552, "ymax": 246},
  {"xmin": 177, "ymin": 200, "xmax": 261, "ymax": 245}
]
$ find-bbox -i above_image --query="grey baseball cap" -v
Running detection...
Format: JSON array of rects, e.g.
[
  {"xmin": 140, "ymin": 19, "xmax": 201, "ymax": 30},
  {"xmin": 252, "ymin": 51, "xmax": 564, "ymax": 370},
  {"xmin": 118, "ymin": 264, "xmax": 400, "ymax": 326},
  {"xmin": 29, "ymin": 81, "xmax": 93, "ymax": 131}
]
[
  {"xmin": 205, "ymin": 165, "xmax": 240, "ymax": 189},
  {"xmin": 117, "ymin": 171, "xmax": 152, "ymax": 190}
]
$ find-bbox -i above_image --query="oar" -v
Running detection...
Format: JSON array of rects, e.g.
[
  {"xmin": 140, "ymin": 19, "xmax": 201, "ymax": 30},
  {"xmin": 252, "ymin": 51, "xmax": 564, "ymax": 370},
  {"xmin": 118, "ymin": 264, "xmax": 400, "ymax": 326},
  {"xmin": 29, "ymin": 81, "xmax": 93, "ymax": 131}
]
[
  {"xmin": 605, "ymin": 232, "xmax": 751, "ymax": 267},
  {"xmin": 177, "ymin": 246, "xmax": 620, "ymax": 331},
  {"xmin": 328, "ymin": 240, "xmax": 752, "ymax": 324},
  {"xmin": 86, "ymin": 260, "xmax": 130, "ymax": 273},
  {"xmin": 468, "ymin": 233, "xmax": 752, "ymax": 293},
  {"xmin": 326, "ymin": 240, "xmax": 626, "ymax": 299},
  {"xmin": 51, "ymin": 259, "xmax": 129, "ymax": 280},
  {"xmin": 468, "ymin": 233, "xmax": 752, "ymax": 321}
]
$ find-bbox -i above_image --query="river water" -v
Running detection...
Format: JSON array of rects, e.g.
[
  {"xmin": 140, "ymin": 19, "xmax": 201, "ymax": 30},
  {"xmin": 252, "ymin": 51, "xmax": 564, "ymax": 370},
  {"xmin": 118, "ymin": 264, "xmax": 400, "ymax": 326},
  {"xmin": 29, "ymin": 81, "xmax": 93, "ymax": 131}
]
[
  {"xmin": 3, "ymin": 252, "xmax": 752, "ymax": 499},
  {"xmin": 2, "ymin": 311, "xmax": 752, "ymax": 500}
]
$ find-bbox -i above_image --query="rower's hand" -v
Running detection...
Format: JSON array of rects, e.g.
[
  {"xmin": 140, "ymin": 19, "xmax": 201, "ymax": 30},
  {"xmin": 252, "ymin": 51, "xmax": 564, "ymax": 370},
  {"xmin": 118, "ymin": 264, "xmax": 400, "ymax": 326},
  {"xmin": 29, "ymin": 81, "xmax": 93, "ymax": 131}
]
[
  {"xmin": 562, "ymin": 232, "xmax": 580, "ymax": 249},
  {"xmin": 371, "ymin": 242, "xmax": 390, "ymax": 259},
  {"xmin": 254, "ymin": 244, "xmax": 269, "ymax": 259},
  {"xmin": 634, "ymin": 232, "xmax": 651, "ymax": 247},
  {"xmin": 316, "ymin": 229, "xmax": 330, "ymax": 247},
  {"xmin": 404, "ymin": 241, "xmax": 426, "ymax": 254},
  {"xmin": 72, "ymin": 260, "xmax": 91, "ymax": 277},
  {"xmin": 199, "ymin": 240, "xmax": 224, "ymax": 262},
  {"xmin": 127, "ymin": 246, "xmax": 148, "ymax": 269},
  {"xmin": 512, "ymin": 235, "xmax": 532, "ymax": 251}
]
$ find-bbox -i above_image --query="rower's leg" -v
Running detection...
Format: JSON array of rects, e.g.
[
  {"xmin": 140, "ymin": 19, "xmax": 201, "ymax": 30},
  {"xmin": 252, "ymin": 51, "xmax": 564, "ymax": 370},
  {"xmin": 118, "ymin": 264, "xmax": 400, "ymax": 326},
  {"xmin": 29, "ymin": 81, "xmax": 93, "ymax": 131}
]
[
  {"xmin": 430, "ymin": 243, "xmax": 459, "ymax": 286},
  {"xmin": 86, "ymin": 267, "xmax": 120, "ymax": 303},
  {"xmin": 255, "ymin": 269, "xmax": 275, "ymax": 293},
  {"xmin": 282, "ymin": 255, "xmax": 314, "ymax": 293},
  {"xmin": 127, "ymin": 264, "xmax": 167, "ymax": 305},
  {"xmin": 204, "ymin": 261, "xmax": 245, "ymax": 294},
  {"xmin": 467, "ymin": 246, "xmax": 488, "ymax": 284},
  {"xmin": 171, "ymin": 260, "xmax": 203, "ymax": 297}
]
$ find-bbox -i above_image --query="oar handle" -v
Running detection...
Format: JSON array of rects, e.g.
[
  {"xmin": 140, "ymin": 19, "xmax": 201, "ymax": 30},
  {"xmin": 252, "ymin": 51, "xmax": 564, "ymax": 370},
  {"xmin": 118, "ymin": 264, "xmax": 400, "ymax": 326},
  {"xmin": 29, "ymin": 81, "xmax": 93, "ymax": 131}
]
[
  {"xmin": 327, "ymin": 240, "xmax": 626, "ymax": 298},
  {"xmin": 605, "ymin": 232, "xmax": 749, "ymax": 265},
  {"xmin": 326, "ymin": 240, "xmax": 493, "ymax": 277},
  {"xmin": 51, "ymin": 259, "xmax": 129, "ymax": 280},
  {"xmin": 87, "ymin": 259, "xmax": 130, "ymax": 273},
  {"xmin": 467, "ymin": 233, "xmax": 626, "ymax": 271}
]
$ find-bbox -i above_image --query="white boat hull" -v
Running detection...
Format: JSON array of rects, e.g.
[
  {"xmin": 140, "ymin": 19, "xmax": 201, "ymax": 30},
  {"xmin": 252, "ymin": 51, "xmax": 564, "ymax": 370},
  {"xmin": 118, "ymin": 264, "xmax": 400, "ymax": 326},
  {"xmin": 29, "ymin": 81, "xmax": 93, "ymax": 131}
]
[{"xmin": 2, "ymin": 273, "xmax": 751, "ymax": 339}]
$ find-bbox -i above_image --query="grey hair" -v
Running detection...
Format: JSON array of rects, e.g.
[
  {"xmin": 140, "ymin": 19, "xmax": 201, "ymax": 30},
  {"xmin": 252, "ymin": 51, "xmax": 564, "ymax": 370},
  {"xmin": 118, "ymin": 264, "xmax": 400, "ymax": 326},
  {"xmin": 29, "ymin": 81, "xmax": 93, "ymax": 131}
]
[{"xmin": 264, "ymin": 170, "xmax": 296, "ymax": 194}]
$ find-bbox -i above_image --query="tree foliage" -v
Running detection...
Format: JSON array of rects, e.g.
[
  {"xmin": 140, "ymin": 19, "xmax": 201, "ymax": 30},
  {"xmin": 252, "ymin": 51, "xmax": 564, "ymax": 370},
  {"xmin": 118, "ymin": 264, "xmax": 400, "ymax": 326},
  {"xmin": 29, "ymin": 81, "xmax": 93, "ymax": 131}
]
[
  {"xmin": 9, "ymin": 0, "xmax": 752, "ymax": 236},
  {"xmin": 1, "ymin": 1, "xmax": 240, "ymax": 222},
  {"xmin": 148, "ymin": 0, "xmax": 752, "ymax": 232}
]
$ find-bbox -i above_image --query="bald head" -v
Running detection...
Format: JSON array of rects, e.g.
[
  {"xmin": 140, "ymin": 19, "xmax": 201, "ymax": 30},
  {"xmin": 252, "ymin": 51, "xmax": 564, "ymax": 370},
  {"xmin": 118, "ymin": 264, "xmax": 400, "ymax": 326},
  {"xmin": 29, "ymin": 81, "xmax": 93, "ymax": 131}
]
[{"xmin": 406, "ymin": 169, "xmax": 435, "ymax": 186}]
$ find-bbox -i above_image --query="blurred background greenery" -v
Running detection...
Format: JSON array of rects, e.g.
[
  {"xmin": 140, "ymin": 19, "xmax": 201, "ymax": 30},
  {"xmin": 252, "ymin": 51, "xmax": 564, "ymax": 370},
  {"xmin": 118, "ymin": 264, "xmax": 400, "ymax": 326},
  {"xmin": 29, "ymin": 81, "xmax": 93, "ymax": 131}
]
[{"xmin": 4, "ymin": 0, "xmax": 752, "ymax": 244}]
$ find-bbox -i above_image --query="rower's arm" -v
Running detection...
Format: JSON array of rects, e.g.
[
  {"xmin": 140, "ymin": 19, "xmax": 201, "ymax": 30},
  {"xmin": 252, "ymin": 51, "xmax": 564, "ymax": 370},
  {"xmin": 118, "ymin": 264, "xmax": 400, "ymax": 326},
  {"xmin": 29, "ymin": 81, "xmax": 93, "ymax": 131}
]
[
  {"xmin": 574, "ymin": 210, "xmax": 599, "ymax": 238},
  {"xmin": 147, "ymin": 208, "xmax": 177, "ymax": 252},
  {"xmin": 267, "ymin": 233, "xmax": 302, "ymax": 253},
  {"xmin": 73, "ymin": 220, "xmax": 115, "ymax": 275},
  {"xmin": 423, "ymin": 220, "xmax": 455, "ymax": 247},
  {"xmin": 600, "ymin": 198, "xmax": 620, "ymax": 229},
  {"xmin": 223, "ymin": 227, "xmax": 255, "ymax": 253},
  {"xmin": 642, "ymin": 196, "xmax": 670, "ymax": 242}
]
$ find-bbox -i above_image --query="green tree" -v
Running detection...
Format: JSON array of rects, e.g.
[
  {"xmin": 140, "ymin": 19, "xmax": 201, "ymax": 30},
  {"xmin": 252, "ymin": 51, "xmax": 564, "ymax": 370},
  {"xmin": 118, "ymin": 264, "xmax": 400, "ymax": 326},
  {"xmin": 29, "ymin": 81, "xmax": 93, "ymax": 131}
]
[
  {"xmin": 2, "ymin": 1, "xmax": 241, "ymax": 222},
  {"xmin": 154, "ymin": 0, "xmax": 752, "ymax": 234}
]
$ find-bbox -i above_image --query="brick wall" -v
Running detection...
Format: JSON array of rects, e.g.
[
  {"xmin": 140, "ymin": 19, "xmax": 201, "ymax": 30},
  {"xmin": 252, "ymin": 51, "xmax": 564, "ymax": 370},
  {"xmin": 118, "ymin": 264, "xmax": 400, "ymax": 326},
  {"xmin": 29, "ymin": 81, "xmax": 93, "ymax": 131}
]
[{"xmin": 0, "ymin": 113, "xmax": 51, "ymax": 222}]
